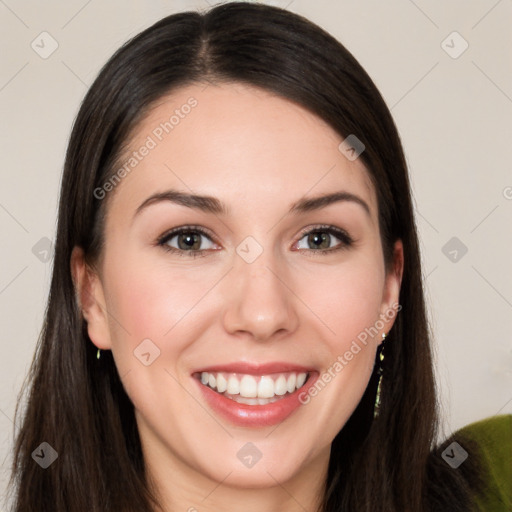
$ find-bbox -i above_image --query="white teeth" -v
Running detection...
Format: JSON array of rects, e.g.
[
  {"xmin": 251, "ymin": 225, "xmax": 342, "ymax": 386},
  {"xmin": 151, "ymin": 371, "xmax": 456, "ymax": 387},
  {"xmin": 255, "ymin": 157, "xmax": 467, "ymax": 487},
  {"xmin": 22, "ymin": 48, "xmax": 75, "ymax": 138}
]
[
  {"xmin": 199, "ymin": 370, "xmax": 310, "ymax": 399},
  {"xmin": 239, "ymin": 375, "xmax": 258, "ymax": 397},
  {"xmin": 228, "ymin": 395, "xmax": 281, "ymax": 405},
  {"xmin": 274, "ymin": 375, "xmax": 288, "ymax": 396},
  {"xmin": 226, "ymin": 375, "xmax": 240, "ymax": 395},
  {"xmin": 257, "ymin": 376, "xmax": 275, "ymax": 398},
  {"xmin": 286, "ymin": 373, "xmax": 297, "ymax": 393},
  {"xmin": 216, "ymin": 373, "xmax": 227, "ymax": 393}
]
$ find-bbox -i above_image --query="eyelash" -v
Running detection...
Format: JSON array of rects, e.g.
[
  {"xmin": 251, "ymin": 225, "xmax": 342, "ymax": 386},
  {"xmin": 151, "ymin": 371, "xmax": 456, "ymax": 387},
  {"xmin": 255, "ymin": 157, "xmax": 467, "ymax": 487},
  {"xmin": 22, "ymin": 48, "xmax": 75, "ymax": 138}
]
[{"xmin": 156, "ymin": 224, "xmax": 354, "ymax": 258}]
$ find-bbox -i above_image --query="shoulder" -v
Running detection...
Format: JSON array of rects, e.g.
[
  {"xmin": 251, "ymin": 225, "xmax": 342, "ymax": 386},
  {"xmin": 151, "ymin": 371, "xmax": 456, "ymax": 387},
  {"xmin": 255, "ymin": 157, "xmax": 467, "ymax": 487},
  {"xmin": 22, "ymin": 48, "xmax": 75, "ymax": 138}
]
[{"xmin": 453, "ymin": 414, "xmax": 512, "ymax": 511}]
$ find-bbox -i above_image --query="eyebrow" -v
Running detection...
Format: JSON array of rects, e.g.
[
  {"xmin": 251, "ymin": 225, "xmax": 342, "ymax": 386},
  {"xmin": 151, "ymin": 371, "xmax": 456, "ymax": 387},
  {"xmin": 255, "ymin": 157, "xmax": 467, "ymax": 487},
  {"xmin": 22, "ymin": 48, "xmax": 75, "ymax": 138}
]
[{"xmin": 134, "ymin": 189, "xmax": 371, "ymax": 219}]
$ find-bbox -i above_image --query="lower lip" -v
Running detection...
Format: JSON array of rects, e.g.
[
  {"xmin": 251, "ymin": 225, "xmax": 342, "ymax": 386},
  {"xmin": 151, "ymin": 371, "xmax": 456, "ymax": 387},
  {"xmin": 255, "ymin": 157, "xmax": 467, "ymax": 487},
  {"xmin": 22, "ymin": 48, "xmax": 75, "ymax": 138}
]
[{"xmin": 194, "ymin": 374, "xmax": 318, "ymax": 427}]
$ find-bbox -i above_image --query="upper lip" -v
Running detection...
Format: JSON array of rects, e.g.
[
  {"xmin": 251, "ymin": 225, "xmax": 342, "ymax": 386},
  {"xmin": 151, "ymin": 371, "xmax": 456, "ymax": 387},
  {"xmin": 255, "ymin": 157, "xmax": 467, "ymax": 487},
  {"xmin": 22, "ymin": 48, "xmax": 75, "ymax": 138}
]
[{"xmin": 192, "ymin": 361, "xmax": 316, "ymax": 376}]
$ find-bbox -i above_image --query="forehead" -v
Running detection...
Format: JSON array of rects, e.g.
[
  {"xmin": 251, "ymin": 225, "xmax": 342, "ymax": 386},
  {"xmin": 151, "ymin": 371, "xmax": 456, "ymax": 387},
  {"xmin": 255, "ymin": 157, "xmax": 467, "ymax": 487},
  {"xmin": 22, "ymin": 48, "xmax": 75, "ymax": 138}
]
[{"xmin": 108, "ymin": 82, "xmax": 377, "ymax": 222}]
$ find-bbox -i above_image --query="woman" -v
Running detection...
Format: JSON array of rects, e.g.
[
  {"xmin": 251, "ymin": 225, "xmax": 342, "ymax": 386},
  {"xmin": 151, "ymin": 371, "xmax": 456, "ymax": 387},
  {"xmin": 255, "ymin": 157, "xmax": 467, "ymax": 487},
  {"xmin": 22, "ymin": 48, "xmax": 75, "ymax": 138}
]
[{"xmin": 8, "ymin": 2, "xmax": 498, "ymax": 511}]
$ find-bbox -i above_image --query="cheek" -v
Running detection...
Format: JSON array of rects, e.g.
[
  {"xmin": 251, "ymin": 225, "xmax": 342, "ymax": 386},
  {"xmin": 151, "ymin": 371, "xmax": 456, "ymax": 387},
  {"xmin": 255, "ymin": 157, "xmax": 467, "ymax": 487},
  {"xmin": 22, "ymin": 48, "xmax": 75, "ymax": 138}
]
[
  {"xmin": 102, "ymin": 254, "xmax": 223, "ymax": 360},
  {"xmin": 292, "ymin": 257, "xmax": 384, "ymax": 419},
  {"xmin": 100, "ymin": 257, "xmax": 216, "ymax": 416},
  {"xmin": 294, "ymin": 263, "xmax": 383, "ymax": 443},
  {"xmin": 299, "ymin": 257, "xmax": 385, "ymax": 347}
]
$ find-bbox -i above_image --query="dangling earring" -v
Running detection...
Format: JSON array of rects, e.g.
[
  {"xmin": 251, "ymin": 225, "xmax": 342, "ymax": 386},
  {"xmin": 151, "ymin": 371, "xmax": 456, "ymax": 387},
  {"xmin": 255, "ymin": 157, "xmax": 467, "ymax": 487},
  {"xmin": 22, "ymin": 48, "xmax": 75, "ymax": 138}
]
[
  {"xmin": 97, "ymin": 348, "xmax": 101, "ymax": 360},
  {"xmin": 374, "ymin": 332, "xmax": 387, "ymax": 418}
]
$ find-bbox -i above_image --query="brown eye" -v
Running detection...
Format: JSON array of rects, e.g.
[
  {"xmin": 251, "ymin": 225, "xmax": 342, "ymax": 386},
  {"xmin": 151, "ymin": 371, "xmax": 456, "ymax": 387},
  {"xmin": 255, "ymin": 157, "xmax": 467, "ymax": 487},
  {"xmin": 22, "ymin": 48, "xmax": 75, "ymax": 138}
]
[
  {"xmin": 306, "ymin": 232, "xmax": 331, "ymax": 250},
  {"xmin": 295, "ymin": 226, "xmax": 353, "ymax": 253},
  {"xmin": 174, "ymin": 231, "xmax": 203, "ymax": 251},
  {"xmin": 158, "ymin": 226, "xmax": 218, "ymax": 257}
]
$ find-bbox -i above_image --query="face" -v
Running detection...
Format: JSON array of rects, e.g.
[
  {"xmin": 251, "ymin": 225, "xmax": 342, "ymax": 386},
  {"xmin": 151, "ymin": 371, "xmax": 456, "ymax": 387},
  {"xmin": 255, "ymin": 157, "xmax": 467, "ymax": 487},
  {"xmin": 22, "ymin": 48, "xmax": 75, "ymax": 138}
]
[{"xmin": 73, "ymin": 82, "xmax": 403, "ymax": 497}]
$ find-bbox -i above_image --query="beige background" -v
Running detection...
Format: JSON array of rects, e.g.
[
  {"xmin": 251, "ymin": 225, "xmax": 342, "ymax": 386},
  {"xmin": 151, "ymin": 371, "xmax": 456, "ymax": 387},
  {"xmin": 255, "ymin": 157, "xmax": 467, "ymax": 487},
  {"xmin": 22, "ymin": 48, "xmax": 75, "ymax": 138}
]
[{"xmin": 1, "ymin": 0, "xmax": 511, "ymax": 507}]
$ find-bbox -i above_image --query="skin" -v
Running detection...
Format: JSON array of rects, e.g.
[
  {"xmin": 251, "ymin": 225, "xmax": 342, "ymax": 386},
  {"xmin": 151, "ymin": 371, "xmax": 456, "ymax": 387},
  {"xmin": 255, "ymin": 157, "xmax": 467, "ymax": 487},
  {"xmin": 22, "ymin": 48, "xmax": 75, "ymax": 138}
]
[{"xmin": 72, "ymin": 82, "xmax": 403, "ymax": 512}]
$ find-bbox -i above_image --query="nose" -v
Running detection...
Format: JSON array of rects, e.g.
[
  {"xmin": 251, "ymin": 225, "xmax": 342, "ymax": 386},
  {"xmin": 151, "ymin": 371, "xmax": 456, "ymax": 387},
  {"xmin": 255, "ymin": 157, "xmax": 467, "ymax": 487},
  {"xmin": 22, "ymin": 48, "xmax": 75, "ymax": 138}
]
[{"xmin": 221, "ymin": 247, "xmax": 299, "ymax": 342}]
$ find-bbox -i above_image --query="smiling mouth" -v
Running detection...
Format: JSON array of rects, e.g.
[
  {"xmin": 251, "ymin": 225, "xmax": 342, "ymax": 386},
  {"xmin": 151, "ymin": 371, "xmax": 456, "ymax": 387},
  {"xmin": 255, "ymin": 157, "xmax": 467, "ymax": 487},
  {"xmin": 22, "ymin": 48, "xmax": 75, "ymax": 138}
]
[{"xmin": 194, "ymin": 371, "xmax": 310, "ymax": 405}]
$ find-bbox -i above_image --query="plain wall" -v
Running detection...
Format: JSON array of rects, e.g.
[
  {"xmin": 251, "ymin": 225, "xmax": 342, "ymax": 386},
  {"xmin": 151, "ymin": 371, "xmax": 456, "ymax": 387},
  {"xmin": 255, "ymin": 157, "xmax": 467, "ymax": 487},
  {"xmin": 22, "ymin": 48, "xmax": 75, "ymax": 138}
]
[{"xmin": 1, "ymin": 0, "xmax": 511, "ymax": 507}]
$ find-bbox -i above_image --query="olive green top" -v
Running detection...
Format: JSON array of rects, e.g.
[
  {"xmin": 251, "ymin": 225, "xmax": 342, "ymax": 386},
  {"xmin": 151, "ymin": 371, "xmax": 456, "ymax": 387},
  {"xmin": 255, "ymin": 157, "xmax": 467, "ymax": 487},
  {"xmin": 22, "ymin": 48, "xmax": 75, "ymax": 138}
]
[{"xmin": 455, "ymin": 414, "xmax": 512, "ymax": 511}]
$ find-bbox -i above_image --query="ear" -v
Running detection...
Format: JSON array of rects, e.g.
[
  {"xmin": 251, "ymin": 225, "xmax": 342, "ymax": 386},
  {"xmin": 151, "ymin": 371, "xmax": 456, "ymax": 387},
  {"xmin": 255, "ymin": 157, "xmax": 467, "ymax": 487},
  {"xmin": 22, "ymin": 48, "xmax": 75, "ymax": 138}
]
[
  {"xmin": 379, "ymin": 239, "xmax": 404, "ymax": 336},
  {"xmin": 70, "ymin": 246, "xmax": 112, "ymax": 350}
]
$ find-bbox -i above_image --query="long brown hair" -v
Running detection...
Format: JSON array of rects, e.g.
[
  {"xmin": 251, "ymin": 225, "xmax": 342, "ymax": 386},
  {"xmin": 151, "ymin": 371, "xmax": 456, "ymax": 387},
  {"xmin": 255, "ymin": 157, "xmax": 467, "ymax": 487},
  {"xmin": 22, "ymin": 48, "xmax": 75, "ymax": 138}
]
[{"xmin": 8, "ymin": 3, "xmax": 481, "ymax": 511}]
